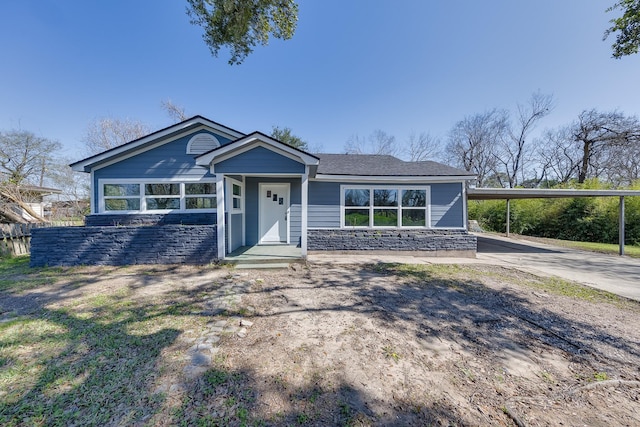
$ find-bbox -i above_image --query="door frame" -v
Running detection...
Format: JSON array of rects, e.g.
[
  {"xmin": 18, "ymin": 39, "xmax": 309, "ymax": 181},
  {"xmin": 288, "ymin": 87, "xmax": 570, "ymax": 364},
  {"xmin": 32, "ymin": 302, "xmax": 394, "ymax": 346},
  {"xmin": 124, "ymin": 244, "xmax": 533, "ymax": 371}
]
[
  {"xmin": 258, "ymin": 182, "xmax": 290, "ymax": 244},
  {"xmin": 225, "ymin": 177, "xmax": 245, "ymax": 253}
]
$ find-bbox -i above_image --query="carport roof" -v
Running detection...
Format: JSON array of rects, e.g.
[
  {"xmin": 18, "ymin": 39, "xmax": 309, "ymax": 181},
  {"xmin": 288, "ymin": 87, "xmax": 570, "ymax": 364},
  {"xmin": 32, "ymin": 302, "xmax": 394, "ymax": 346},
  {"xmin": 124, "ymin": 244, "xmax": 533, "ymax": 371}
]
[
  {"xmin": 467, "ymin": 188, "xmax": 640, "ymax": 200},
  {"xmin": 467, "ymin": 187, "xmax": 640, "ymax": 256}
]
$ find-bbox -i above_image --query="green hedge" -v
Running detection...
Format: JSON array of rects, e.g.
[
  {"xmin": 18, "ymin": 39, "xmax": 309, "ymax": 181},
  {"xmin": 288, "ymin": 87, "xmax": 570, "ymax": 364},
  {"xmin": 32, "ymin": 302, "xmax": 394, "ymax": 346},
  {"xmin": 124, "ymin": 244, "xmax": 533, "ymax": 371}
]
[{"xmin": 468, "ymin": 180, "xmax": 640, "ymax": 246}]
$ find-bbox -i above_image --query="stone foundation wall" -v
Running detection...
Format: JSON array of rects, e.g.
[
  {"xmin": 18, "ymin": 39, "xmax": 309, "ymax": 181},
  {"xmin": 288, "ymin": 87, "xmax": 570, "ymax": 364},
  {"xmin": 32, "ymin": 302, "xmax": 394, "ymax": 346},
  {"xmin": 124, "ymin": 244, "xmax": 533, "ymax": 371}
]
[
  {"xmin": 30, "ymin": 225, "xmax": 217, "ymax": 267},
  {"xmin": 307, "ymin": 229, "xmax": 476, "ymax": 254},
  {"xmin": 85, "ymin": 213, "xmax": 216, "ymax": 227}
]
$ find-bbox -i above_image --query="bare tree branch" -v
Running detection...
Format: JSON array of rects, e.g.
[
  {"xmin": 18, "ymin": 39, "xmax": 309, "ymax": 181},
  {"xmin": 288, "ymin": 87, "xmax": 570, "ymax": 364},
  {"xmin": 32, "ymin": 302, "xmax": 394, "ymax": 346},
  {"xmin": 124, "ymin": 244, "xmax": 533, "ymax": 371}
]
[{"xmin": 83, "ymin": 117, "xmax": 150, "ymax": 156}]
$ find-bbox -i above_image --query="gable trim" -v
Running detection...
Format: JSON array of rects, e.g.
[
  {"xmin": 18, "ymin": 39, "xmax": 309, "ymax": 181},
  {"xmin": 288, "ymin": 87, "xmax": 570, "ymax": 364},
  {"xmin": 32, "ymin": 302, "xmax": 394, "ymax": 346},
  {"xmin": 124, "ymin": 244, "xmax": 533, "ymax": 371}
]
[
  {"xmin": 86, "ymin": 125, "xmax": 216, "ymax": 172},
  {"xmin": 71, "ymin": 116, "xmax": 245, "ymax": 172},
  {"xmin": 209, "ymin": 141, "xmax": 311, "ymax": 175},
  {"xmin": 196, "ymin": 132, "xmax": 319, "ymax": 168}
]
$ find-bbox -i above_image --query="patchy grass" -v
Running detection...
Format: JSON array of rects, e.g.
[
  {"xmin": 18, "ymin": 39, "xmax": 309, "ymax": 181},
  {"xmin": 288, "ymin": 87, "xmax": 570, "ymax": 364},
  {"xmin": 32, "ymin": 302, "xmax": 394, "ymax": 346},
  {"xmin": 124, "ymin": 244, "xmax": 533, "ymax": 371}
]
[
  {"xmin": 0, "ymin": 257, "xmax": 215, "ymax": 427},
  {"xmin": 377, "ymin": 262, "xmax": 634, "ymax": 308},
  {"xmin": 1, "ymin": 257, "xmax": 638, "ymax": 426},
  {"xmin": 512, "ymin": 235, "xmax": 640, "ymax": 258},
  {"xmin": 524, "ymin": 275, "xmax": 632, "ymax": 306},
  {"xmin": 0, "ymin": 256, "xmax": 50, "ymax": 292}
]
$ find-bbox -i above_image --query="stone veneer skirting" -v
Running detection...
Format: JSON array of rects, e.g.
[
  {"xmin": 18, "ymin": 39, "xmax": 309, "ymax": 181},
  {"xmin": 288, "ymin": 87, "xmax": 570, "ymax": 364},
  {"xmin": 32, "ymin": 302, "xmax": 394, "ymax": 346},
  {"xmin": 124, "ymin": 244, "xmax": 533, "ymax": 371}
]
[
  {"xmin": 30, "ymin": 225, "xmax": 217, "ymax": 267},
  {"xmin": 307, "ymin": 229, "xmax": 477, "ymax": 255},
  {"xmin": 85, "ymin": 213, "xmax": 216, "ymax": 226}
]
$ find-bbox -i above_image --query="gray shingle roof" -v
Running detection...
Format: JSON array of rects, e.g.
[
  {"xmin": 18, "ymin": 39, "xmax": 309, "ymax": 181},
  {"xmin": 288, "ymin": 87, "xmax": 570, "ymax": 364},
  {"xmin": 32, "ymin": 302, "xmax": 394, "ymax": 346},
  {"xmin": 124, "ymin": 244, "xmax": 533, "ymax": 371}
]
[{"xmin": 314, "ymin": 154, "xmax": 474, "ymax": 177}]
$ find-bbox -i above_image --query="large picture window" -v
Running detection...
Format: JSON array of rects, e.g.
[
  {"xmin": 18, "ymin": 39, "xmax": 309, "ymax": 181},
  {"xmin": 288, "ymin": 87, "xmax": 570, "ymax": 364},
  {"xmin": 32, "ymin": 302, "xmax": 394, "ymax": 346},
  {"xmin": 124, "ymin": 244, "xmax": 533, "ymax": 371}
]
[
  {"xmin": 342, "ymin": 186, "xmax": 429, "ymax": 228},
  {"xmin": 101, "ymin": 180, "xmax": 216, "ymax": 213}
]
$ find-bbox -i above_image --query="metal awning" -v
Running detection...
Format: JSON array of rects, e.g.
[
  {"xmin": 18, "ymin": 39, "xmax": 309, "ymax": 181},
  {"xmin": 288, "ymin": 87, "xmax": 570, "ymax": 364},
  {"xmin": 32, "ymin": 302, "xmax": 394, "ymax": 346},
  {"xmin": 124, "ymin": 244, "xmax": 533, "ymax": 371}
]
[{"xmin": 467, "ymin": 187, "xmax": 640, "ymax": 255}]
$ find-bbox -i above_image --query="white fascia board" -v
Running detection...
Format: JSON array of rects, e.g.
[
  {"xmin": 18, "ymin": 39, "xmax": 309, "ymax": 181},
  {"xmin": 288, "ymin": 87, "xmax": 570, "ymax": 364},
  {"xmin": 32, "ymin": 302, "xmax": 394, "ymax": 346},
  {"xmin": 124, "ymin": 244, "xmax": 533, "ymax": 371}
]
[
  {"xmin": 71, "ymin": 118, "xmax": 245, "ymax": 172},
  {"xmin": 82, "ymin": 125, "xmax": 219, "ymax": 173},
  {"xmin": 212, "ymin": 141, "xmax": 313, "ymax": 166},
  {"xmin": 211, "ymin": 172, "xmax": 304, "ymax": 177},
  {"xmin": 312, "ymin": 175, "xmax": 475, "ymax": 183},
  {"xmin": 196, "ymin": 133, "xmax": 319, "ymax": 167}
]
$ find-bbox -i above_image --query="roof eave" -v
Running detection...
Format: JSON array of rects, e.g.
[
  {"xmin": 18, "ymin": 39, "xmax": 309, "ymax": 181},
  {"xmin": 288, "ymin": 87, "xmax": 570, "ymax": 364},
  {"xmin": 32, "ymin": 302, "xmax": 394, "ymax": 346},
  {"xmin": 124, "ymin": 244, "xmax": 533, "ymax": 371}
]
[{"xmin": 313, "ymin": 174, "xmax": 476, "ymax": 182}]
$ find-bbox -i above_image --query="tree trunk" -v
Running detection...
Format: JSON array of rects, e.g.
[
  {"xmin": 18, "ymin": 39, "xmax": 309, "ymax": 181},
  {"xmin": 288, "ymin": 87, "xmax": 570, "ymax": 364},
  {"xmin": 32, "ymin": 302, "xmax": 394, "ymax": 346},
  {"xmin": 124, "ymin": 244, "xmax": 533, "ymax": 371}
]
[{"xmin": 578, "ymin": 140, "xmax": 591, "ymax": 183}]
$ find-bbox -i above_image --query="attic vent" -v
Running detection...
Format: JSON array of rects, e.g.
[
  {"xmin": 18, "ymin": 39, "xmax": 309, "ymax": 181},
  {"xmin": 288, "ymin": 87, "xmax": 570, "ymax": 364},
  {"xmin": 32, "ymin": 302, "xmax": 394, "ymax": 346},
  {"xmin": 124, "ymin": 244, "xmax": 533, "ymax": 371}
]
[{"xmin": 186, "ymin": 133, "xmax": 221, "ymax": 154}]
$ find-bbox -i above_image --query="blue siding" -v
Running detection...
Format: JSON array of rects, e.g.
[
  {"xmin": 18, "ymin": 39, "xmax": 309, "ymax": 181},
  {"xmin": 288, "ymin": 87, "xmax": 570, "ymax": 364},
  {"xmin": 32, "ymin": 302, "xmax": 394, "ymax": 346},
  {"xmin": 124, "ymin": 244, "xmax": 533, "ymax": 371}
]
[
  {"xmin": 308, "ymin": 181, "xmax": 341, "ymax": 228},
  {"xmin": 229, "ymin": 213, "xmax": 243, "ymax": 252},
  {"xmin": 431, "ymin": 182, "xmax": 464, "ymax": 228},
  {"xmin": 245, "ymin": 177, "xmax": 301, "ymax": 246},
  {"xmin": 215, "ymin": 146, "xmax": 305, "ymax": 174},
  {"xmin": 92, "ymin": 130, "xmax": 227, "ymax": 212},
  {"xmin": 309, "ymin": 181, "xmax": 465, "ymax": 229}
]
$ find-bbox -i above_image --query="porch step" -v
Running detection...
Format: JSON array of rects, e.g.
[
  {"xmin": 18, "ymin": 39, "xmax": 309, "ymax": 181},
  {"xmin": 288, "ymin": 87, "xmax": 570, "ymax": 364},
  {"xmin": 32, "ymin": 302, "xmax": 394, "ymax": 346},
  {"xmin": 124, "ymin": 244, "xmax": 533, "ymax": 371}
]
[
  {"xmin": 233, "ymin": 262, "xmax": 293, "ymax": 269},
  {"xmin": 224, "ymin": 245, "xmax": 304, "ymax": 266}
]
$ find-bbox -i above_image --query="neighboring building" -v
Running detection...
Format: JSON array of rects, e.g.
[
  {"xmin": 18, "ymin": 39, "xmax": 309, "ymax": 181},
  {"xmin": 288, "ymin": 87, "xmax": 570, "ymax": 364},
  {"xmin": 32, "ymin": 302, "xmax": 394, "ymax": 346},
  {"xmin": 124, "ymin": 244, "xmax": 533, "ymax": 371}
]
[
  {"xmin": 0, "ymin": 185, "xmax": 61, "ymax": 223},
  {"xmin": 31, "ymin": 116, "xmax": 476, "ymax": 266}
]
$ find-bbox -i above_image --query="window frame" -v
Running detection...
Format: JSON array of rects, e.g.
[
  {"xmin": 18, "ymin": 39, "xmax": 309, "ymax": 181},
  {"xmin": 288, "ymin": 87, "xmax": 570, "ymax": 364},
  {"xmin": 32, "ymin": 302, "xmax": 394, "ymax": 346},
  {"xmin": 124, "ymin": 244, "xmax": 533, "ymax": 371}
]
[
  {"xmin": 98, "ymin": 178, "xmax": 217, "ymax": 214},
  {"xmin": 229, "ymin": 180, "xmax": 243, "ymax": 214},
  {"xmin": 340, "ymin": 185, "xmax": 431, "ymax": 229},
  {"xmin": 184, "ymin": 182, "xmax": 217, "ymax": 211}
]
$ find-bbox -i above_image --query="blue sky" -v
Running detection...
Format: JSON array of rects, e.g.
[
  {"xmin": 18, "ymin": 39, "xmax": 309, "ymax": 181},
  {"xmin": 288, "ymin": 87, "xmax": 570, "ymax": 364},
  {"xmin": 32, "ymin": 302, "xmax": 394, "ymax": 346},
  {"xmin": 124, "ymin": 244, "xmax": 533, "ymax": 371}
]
[{"xmin": 1, "ymin": 0, "xmax": 639, "ymax": 160}]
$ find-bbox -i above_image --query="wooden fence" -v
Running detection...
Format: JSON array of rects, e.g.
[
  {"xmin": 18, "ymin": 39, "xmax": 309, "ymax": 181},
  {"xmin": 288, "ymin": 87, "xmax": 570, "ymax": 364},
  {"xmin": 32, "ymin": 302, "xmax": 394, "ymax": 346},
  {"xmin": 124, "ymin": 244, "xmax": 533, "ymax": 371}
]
[{"xmin": 0, "ymin": 221, "xmax": 82, "ymax": 257}]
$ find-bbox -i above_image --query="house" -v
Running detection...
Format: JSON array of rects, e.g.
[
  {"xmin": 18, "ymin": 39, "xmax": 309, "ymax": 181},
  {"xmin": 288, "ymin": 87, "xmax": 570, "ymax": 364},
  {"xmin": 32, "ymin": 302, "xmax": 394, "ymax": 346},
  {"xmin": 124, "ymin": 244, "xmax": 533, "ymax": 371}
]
[{"xmin": 30, "ymin": 116, "xmax": 476, "ymax": 266}]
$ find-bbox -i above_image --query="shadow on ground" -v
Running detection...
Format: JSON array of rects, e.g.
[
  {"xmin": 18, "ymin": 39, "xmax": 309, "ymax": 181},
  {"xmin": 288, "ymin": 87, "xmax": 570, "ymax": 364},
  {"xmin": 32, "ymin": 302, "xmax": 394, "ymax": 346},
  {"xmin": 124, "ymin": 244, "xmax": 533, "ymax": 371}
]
[{"xmin": 1, "ymin": 259, "xmax": 638, "ymax": 426}]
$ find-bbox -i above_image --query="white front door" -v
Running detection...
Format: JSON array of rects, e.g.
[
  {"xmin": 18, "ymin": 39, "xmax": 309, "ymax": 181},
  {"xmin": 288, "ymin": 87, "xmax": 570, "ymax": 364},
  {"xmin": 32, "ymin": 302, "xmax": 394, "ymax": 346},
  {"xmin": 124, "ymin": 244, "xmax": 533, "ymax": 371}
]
[{"xmin": 259, "ymin": 183, "xmax": 289, "ymax": 244}]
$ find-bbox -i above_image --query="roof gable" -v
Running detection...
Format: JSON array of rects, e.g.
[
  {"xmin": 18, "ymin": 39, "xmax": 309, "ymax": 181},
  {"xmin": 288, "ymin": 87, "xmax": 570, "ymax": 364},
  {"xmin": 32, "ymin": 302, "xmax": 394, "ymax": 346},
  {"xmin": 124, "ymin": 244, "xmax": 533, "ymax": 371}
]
[
  {"xmin": 70, "ymin": 116, "xmax": 245, "ymax": 172},
  {"xmin": 195, "ymin": 131, "xmax": 320, "ymax": 170}
]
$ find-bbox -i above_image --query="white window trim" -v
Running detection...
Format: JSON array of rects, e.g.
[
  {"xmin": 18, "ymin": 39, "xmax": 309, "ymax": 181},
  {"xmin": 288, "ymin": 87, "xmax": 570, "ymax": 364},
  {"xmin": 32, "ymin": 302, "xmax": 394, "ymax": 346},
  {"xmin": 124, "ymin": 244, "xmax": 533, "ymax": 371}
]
[
  {"xmin": 340, "ymin": 185, "xmax": 432, "ymax": 229},
  {"xmin": 227, "ymin": 178, "xmax": 244, "ymax": 214},
  {"xmin": 98, "ymin": 178, "xmax": 217, "ymax": 214}
]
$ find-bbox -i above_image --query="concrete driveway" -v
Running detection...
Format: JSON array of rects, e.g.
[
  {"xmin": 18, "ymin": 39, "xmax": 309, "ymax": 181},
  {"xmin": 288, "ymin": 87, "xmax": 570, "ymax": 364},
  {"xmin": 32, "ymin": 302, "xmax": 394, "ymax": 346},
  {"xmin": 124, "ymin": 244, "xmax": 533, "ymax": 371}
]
[{"xmin": 476, "ymin": 234, "xmax": 640, "ymax": 301}]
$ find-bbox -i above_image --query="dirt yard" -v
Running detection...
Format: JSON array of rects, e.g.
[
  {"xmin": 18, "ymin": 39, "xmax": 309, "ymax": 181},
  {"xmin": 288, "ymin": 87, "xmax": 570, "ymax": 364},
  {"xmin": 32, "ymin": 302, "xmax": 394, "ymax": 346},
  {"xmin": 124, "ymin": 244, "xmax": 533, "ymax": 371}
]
[
  {"xmin": 210, "ymin": 263, "xmax": 640, "ymax": 426},
  {"xmin": 1, "ymin": 260, "xmax": 639, "ymax": 426}
]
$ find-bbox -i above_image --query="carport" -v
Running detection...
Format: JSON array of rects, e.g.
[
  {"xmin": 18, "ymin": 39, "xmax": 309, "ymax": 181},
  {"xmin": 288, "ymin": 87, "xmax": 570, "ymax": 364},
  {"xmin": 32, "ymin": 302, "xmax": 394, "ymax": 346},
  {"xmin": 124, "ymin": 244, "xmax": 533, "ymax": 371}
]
[{"xmin": 467, "ymin": 188, "xmax": 640, "ymax": 255}]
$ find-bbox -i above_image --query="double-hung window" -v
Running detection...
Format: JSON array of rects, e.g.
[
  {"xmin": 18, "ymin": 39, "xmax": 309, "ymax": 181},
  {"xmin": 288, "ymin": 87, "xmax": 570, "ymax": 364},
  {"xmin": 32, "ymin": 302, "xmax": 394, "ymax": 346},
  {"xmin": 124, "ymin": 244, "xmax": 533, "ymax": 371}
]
[{"xmin": 342, "ymin": 186, "xmax": 429, "ymax": 228}]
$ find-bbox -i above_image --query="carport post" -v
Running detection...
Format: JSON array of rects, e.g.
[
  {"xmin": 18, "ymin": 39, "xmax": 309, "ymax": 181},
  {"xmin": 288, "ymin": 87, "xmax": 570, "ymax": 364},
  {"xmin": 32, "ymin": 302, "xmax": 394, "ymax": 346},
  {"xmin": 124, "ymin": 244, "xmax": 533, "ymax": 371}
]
[
  {"xmin": 506, "ymin": 199, "xmax": 510, "ymax": 237},
  {"xmin": 619, "ymin": 196, "xmax": 625, "ymax": 256}
]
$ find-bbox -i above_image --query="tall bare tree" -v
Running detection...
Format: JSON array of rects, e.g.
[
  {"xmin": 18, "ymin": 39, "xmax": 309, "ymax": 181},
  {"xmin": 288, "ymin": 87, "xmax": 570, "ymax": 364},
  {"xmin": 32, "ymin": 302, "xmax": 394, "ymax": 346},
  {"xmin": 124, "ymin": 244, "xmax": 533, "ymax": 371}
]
[
  {"xmin": 83, "ymin": 117, "xmax": 150, "ymax": 155},
  {"xmin": 345, "ymin": 130, "xmax": 400, "ymax": 157},
  {"xmin": 445, "ymin": 109, "xmax": 509, "ymax": 187},
  {"xmin": 406, "ymin": 131, "xmax": 441, "ymax": 161},
  {"xmin": 0, "ymin": 130, "xmax": 62, "ymax": 222},
  {"xmin": 494, "ymin": 92, "xmax": 553, "ymax": 188},
  {"xmin": 0, "ymin": 130, "xmax": 61, "ymax": 185},
  {"xmin": 161, "ymin": 99, "xmax": 189, "ymax": 123},
  {"xmin": 539, "ymin": 109, "xmax": 640, "ymax": 184}
]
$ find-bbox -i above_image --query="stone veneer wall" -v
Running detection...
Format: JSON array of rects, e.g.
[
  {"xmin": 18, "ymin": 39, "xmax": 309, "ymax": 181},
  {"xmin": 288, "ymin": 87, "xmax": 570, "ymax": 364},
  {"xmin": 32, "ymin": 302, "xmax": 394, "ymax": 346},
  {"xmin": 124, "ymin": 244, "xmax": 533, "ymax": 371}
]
[
  {"xmin": 85, "ymin": 213, "xmax": 216, "ymax": 226},
  {"xmin": 30, "ymin": 224, "xmax": 217, "ymax": 267},
  {"xmin": 307, "ymin": 229, "xmax": 476, "ymax": 254}
]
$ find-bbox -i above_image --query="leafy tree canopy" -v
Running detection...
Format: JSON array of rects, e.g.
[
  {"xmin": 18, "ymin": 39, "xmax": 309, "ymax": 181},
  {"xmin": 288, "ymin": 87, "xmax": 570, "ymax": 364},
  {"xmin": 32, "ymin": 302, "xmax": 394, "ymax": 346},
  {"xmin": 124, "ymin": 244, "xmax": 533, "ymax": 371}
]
[
  {"xmin": 605, "ymin": 0, "xmax": 640, "ymax": 58},
  {"xmin": 270, "ymin": 126, "xmax": 308, "ymax": 150},
  {"xmin": 187, "ymin": 0, "xmax": 299, "ymax": 65}
]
